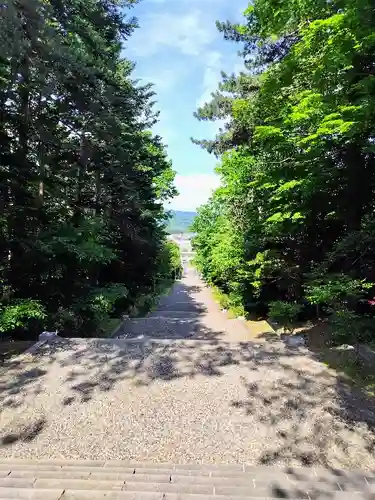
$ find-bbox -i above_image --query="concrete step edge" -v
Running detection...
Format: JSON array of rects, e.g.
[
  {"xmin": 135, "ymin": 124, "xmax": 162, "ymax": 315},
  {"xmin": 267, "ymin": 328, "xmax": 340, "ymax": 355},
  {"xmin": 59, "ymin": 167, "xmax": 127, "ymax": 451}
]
[
  {"xmin": 6, "ymin": 472, "xmax": 360, "ymax": 490},
  {"xmin": 0, "ymin": 488, "xmax": 64, "ymax": 500},
  {"xmin": 0, "ymin": 461, "xmax": 366, "ymax": 475},
  {"xmin": 0, "ymin": 493, "xmax": 364, "ymax": 500},
  {"xmin": 0, "ymin": 477, "xmax": 367, "ymax": 494},
  {"xmin": 61, "ymin": 494, "xmax": 264, "ymax": 500},
  {"xmin": 123, "ymin": 318, "xmax": 197, "ymax": 323},
  {"xmin": 145, "ymin": 316, "xmax": 200, "ymax": 321},
  {"xmin": 0, "ymin": 459, "xmax": 241, "ymax": 468},
  {"xmin": 0, "ymin": 463, "xmax": 372, "ymax": 482},
  {"xmin": 6, "ymin": 471, "xmax": 315, "ymax": 485}
]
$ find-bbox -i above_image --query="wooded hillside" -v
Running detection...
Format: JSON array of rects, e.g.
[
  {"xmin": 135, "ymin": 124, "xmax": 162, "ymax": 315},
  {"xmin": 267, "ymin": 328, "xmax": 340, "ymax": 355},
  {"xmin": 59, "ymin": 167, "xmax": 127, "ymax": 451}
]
[{"xmin": 192, "ymin": 0, "xmax": 375, "ymax": 344}]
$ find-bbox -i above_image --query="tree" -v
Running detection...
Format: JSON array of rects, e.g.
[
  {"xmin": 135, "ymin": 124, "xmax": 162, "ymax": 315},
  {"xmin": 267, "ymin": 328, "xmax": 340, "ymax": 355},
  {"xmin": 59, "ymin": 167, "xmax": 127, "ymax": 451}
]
[
  {"xmin": 0, "ymin": 0, "xmax": 176, "ymax": 338},
  {"xmin": 192, "ymin": 0, "xmax": 375, "ymax": 342}
]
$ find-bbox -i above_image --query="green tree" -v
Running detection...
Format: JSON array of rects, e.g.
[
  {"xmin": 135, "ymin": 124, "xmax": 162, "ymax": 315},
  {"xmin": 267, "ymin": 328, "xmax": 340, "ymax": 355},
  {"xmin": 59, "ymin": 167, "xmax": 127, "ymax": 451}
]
[
  {"xmin": 0, "ymin": 0, "xmax": 176, "ymax": 338},
  {"xmin": 192, "ymin": 0, "xmax": 375, "ymax": 342}
]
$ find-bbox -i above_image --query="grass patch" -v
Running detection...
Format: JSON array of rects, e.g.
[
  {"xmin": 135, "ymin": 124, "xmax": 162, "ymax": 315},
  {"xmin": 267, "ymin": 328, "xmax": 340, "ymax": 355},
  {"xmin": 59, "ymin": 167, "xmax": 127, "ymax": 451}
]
[
  {"xmin": 210, "ymin": 286, "xmax": 246, "ymax": 318},
  {"xmin": 321, "ymin": 347, "xmax": 375, "ymax": 397}
]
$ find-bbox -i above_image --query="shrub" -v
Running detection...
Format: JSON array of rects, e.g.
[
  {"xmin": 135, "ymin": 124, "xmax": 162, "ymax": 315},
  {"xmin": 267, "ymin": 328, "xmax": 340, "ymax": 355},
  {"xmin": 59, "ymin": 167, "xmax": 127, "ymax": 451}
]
[
  {"xmin": 0, "ymin": 300, "xmax": 46, "ymax": 336},
  {"xmin": 268, "ymin": 301, "xmax": 302, "ymax": 333},
  {"xmin": 306, "ymin": 275, "xmax": 375, "ymax": 344},
  {"xmin": 305, "ymin": 275, "xmax": 372, "ymax": 309},
  {"xmin": 328, "ymin": 308, "xmax": 375, "ymax": 346}
]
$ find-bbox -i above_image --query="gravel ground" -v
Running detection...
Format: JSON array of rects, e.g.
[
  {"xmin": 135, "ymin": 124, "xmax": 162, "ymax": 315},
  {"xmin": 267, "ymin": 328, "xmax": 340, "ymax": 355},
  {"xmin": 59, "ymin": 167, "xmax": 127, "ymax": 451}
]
[{"xmin": 0, "ymin": 270, "xmax": 374, "ymax": 469}]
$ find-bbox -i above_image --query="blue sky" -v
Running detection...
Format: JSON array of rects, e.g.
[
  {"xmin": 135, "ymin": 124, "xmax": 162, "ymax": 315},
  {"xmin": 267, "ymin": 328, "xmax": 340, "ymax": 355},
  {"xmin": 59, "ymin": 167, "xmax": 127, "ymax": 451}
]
[{"xmin": 125, "ymin": 0, "xmax": 248, "ymax": 211}]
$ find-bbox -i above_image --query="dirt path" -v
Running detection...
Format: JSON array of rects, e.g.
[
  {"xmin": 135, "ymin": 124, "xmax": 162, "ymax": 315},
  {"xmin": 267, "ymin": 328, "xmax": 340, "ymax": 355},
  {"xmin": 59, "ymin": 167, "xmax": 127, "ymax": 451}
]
[{"xmin": 1, "ymin": 269, "xmax": 375, "ymax": 469}]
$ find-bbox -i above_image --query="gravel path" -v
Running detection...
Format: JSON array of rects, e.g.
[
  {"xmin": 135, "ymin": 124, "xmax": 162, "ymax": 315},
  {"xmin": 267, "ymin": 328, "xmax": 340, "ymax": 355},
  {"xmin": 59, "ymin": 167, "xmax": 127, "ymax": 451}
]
[{"xmin": 1, "ymin": 269, "xmax": 375, "ymax": 469}]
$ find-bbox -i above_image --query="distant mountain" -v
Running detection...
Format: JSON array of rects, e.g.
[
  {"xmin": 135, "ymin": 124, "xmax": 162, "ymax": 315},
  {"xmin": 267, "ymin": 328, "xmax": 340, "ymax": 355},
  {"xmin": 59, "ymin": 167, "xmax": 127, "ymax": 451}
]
[{"xmin": 166, "ymin": 210, "xmax": 196, "ymax": 234}]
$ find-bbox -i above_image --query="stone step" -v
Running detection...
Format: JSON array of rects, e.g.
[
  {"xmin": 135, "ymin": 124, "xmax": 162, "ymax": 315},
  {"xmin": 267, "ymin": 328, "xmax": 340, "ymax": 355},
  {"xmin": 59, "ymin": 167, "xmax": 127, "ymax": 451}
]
[
  {"xmin": 155, "ymin": 301, "xmax": 206, "ymax": 314},
  {"xmin": 57, "ymin": 495, "xmax": 375, "ymax": 500},
  {"xmin": 0, "ymin": 485, "xmax": 373, "ymax": 500},
  {"xmin": 59, "ymin": 493, "xmax": 261, "ymax": 500},
  {"xmin": 0, "ymin": 473, "xmax": 372, "ymax": 495},
  {"xmin": 0, "ymin": 478, "xmax": 367, "ymax": 496},
  {"xmin": 0, "ymin": 466, "xmax": 359, "ymax": 486},
  {"xmin": 61, "ymin": 493, "xmax": 165, "ymax": 500},
  {"xmin": 148, "ymin": 311, "xmax": 201, "ymax": 319},
  {"xmin": 117, "ymin": 318, "xmax": 198, "ymax": 340},
  {"xmin": 0, "ymin": 461, "xmax": 373, "ymax": 500},
  {"xmin": 0, "ymin": 489, "xmax": 63, "ymax": 499},
  {"xmin": 0, "ymin": 461, "xmax": 373, "ymax": 481},
  {"xmin": 0, "ymin": 491, "xmax": 369, "ymax": 500},
  {"xmin": 126, "ymin": 318, "xmax": 198, "ymax": 323},
  {"xmin": 6, "ymin": 470, "xmax": 319, "ymax": 487}
]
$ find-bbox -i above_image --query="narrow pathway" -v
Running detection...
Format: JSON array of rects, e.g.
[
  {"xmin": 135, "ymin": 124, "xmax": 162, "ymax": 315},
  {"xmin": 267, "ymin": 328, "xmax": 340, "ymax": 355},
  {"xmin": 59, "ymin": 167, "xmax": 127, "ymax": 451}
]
[{"xmin": 117, "ymin": 266, "xmax": 255, "ymax": 341}]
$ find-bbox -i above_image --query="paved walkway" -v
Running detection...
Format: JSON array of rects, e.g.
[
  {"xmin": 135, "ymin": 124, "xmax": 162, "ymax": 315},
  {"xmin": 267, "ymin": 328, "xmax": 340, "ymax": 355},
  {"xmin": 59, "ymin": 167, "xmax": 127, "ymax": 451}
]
[
  {"xmin": 116, "ymin": 267, "xmax": 258, "ymax": 341},
  {"xmin": 0, "ymin": 269, "xmax": 375, "ymax": 471}
]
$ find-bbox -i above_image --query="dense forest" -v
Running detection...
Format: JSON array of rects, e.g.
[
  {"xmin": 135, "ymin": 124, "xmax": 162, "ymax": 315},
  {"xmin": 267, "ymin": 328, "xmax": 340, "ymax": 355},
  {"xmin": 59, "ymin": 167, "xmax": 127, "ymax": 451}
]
[
  {"xmin": 192, "ymin": 0, "xmax": 375, "ymax": 343},
  {"xmin": 0, "ymin": 0, "xmax": 178, "ymax": 338}
]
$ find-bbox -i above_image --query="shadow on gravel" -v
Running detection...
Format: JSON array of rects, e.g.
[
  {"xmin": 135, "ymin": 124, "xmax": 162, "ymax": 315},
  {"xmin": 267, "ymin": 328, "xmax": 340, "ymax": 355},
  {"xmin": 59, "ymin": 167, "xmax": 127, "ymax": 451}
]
[
  {"xmin": 1, "ymin": 417, "xmax": 46, "ymax": 447},
  {"xmin": 266, "ymin": 465, "xmax": 375, "ymax": 500},
  {"xmin": 231, "ymin": 344, "xmax": 375, "ymax": 470},
  {"xmin": 1, "ymin": 336, "xmax": 375, "ymax": 469},
  {"xmin": 1, "ymin": 269, "xmax": 375, "ymax": 470},
  {"xmin": 155, "ymin": 281, "xmax": 206, "ymax": 312},
  {"xmin": 0, "ymin": 362, "xmax": 47, "ymax": 410}
]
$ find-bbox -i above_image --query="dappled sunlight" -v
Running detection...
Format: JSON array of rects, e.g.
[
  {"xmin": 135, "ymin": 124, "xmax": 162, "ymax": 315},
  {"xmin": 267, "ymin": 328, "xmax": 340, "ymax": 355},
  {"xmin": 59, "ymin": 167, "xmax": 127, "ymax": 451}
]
[
  {"xmin": 1, "ymin": 335, "xmax": 374, "ymax": 468},
  {"xmin": 0, "ymin": 268, "xmax": 374, "ymax": 468}
]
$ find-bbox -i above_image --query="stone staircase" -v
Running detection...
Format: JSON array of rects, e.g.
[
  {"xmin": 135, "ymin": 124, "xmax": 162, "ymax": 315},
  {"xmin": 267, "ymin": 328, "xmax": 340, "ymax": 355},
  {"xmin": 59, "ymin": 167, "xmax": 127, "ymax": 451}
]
[
  {"xmin": 116, "ymin": 271, "xmax": 207, "ymax": 341},
  {"xmin": 2, "ymin": 266, "xmax": 372, "ymax": 498},
  {"xmin": 116, "ymin": 317, "xmax": 198, "ymax": 340},
  {"xmin": 0, "ymin": 459, "xmax": 373, "ymax": 499}
]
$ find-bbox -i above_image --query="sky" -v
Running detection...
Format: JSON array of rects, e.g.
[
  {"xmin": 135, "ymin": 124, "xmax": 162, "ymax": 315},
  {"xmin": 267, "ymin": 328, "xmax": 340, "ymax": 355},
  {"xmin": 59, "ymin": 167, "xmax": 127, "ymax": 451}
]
[{"xmin": 124, "ymin": 0, "xmax": 249, "ymax": 211}]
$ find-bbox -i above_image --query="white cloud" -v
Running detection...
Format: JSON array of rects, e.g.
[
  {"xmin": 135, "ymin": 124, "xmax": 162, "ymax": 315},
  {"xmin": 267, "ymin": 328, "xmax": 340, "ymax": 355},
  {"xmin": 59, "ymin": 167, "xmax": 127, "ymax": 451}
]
[
  {"xmin": 196, "ymin": 51, "xmax": 247, "ymax": 110},
  {"xmin": 168, "ymin": 173, "xmax": 221, "ymax": 211},
  {"xmin": 137, "ymin": 69, "xmax": 178, "ymax": 93},
  {"xmin": 195, "ymin": 51, "xmax": 223, "ymax": 110},
  {"xmin": 130, "ymin": 10, "xmax": 217, "ymax": 57},
  {"xmin": 153, "ymin": 123, "xmax": 176, "ymax": 146}
]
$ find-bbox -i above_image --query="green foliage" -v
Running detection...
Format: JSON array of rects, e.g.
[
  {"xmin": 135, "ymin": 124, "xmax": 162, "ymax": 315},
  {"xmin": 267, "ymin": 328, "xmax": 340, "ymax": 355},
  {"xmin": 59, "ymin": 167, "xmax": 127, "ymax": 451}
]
[
  {"xmin": 83, "ymin": 284, "xmax": 128, "ymax": 318},
  {"xmin": 126, "ymin": 240, "xmax": 182, "ymax": 318},
  {"xmin": 0, "ymin": 0, "xmax": 176, "ymax": 338},
  {"xmin": 157, "ymin": 241, "xmax": 182, "ymax": 282},
  {"xmin": 0, "ymin": 300, "xmax": 46, "ymax": 334},
  {"xmin": 305, "ymin": 276, "xmax": 372, "ymax": 307},
  {"xmin": 216, "ymin": 290, "xmax": 246, "ymax": 318},
  {"xmin": 39, "ymin": 219, "xmax": 116, "ymax": 264},
  {"xmin": 268, "ymin": 301, "xmax": 302, "ymax": 333},
  {"xmin": 326, "ymin": 308, "xmax": 375, "ymax": 345},
  {"xmin": 192, "ymin": 0, "xmax": 375, "ymax": 346},
  {"xmin": 305, "ymin": 275, "xmax": 375, "ymax": 343}
]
